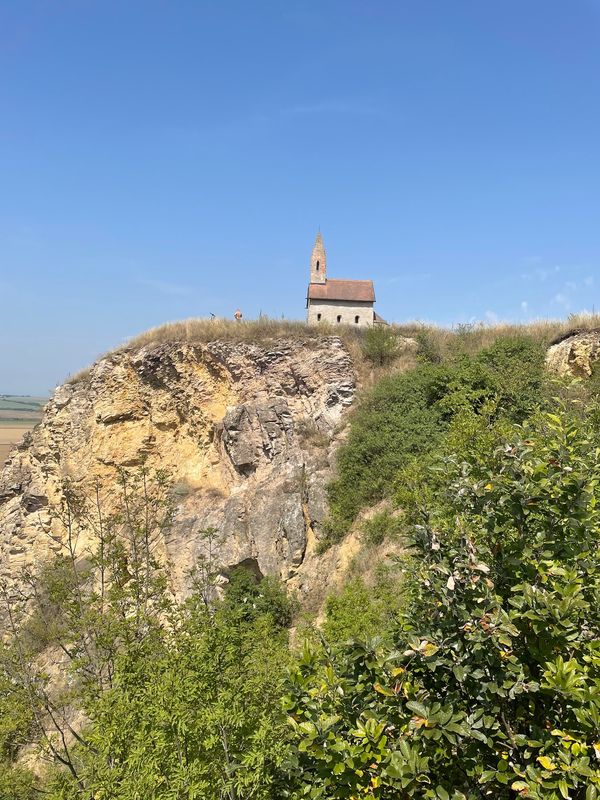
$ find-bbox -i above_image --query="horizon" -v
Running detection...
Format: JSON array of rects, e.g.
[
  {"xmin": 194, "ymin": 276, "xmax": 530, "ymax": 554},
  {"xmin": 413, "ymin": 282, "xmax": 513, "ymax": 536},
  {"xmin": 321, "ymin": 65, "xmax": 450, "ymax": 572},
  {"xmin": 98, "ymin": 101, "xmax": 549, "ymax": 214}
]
[{"xmin": 1, "ymin": 1, "xmax": 599, "ymax": 394}]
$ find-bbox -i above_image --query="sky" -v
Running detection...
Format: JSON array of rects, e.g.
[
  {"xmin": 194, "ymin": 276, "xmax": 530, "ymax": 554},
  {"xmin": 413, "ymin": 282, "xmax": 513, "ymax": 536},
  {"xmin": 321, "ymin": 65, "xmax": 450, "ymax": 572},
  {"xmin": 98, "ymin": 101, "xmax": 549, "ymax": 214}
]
[{"xmin": 1, "ymin": 0, "xmax": 599, "ymax": 394}]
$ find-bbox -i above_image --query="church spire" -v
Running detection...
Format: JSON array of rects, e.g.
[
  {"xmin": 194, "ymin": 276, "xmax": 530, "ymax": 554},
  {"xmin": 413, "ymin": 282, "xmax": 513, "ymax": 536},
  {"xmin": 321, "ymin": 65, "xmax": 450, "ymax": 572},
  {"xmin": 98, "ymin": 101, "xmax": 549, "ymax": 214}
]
[{"xmin": 310, "ymin": 231, "xmax": 327, "ymax": 284}]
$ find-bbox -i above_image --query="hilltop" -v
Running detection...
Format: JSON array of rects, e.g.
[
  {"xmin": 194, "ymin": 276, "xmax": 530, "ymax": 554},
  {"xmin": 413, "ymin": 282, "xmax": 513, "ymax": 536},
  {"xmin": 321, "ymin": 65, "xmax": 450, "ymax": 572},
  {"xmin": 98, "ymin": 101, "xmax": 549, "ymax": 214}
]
[{"xmin": 66, "ymin": 312, "xmax": 600, "ymax": 383}]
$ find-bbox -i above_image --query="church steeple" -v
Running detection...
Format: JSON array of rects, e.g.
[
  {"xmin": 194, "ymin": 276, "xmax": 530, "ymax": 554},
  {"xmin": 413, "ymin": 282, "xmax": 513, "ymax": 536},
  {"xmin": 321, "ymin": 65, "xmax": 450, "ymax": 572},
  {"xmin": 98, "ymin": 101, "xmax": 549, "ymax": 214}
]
[{"xmin": 310, "ymin": 231, "xmax": 327, "ymax": 284}]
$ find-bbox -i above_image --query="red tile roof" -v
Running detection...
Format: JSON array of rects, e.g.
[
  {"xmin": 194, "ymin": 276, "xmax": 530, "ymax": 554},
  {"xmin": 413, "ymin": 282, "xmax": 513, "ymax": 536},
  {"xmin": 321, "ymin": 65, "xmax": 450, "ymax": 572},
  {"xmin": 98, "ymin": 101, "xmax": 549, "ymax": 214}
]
[{"xmin": 307, "ymin": 279, "xmax": 375, "ymax": 303}]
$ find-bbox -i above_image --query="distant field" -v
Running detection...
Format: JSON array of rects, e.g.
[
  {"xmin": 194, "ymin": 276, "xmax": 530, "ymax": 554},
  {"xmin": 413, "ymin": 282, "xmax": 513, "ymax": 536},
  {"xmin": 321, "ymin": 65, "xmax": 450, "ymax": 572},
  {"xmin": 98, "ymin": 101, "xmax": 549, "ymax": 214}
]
[
  {"xmin": 0, "ymin": 395, "xmax": 46, "ymax": 413},
  {"xmin": 0, "ymin": 395, "xmax": 46, "ymax": 464},
  {"xmin": 0, "ymin": 426, "xmax": 33, "ymax": 464}
]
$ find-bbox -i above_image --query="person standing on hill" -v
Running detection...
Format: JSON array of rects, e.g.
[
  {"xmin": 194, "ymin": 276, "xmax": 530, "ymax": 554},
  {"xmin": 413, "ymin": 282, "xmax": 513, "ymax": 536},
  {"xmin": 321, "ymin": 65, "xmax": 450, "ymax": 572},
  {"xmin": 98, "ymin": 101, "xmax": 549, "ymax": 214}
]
[{"xmin": 234, "ymin": 309, "xmax": 243, "ymax": 322}]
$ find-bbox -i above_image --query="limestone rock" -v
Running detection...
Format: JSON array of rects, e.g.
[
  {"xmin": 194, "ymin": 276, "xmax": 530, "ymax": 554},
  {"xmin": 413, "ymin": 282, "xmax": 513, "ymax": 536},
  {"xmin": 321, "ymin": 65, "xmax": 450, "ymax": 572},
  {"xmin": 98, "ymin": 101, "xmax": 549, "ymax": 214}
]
[
  {"xmin": 0, "ymin": 337, "xmax": 356, "ymax": 601},
  {"xmin": 546, "ymin": 329, "xmax": 600, "ymax": 378}
]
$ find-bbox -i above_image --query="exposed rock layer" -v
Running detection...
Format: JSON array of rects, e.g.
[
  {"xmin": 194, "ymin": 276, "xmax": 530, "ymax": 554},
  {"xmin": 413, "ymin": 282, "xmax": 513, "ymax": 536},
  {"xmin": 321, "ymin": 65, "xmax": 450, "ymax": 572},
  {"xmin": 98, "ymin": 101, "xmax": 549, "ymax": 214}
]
[
  {"xmin": 0, "ymin": 338, "xmax": 356, "ymax": 601},
  {"xmin": 546, "ymin": 329, "xmax": 600, "ymax": 378}
]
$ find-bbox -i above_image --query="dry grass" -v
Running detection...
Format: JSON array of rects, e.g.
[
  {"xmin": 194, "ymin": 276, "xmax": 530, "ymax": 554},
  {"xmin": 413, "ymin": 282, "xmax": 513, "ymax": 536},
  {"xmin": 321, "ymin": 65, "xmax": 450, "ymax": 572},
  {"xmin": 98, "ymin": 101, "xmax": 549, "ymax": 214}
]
[
  {"xmin": 388, "ymin": 313, "xmax": 600, "ymax": 361},
  {"xmin": 123, "ymin": 317, "xmax": 366, "ymax": 350},
  {"xmin": 65, "ymin": 365, "xmax": 93, "ymax": 385},
  {"xmin": 65, "ymin": 313, "xmax": 600, "ymax": 386},
  {"xmin": 122, "ymin": 313, "xmax": 600, "ymax": 355}
]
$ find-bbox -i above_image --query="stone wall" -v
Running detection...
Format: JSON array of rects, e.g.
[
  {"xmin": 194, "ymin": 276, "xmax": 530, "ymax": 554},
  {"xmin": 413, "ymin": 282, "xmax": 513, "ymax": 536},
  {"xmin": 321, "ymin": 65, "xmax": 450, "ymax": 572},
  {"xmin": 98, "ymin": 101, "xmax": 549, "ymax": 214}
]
[{"xmin": 307, "ymin": 300, "xmax": 374, "ymax": 327}]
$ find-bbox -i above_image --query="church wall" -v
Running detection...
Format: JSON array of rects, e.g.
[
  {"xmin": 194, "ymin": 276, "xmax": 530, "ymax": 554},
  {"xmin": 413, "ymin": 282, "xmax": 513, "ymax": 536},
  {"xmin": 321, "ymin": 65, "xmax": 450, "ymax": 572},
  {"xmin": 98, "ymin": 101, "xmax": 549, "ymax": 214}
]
[{"xmin": 307, "ymin": 300, "xmax": 374, "ymax": 327}]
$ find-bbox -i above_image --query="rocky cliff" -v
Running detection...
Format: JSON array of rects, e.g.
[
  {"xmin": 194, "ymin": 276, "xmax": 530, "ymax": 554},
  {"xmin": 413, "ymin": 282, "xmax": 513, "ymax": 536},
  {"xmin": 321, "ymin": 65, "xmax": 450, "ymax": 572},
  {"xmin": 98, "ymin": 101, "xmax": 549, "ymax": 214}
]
[
  {"xmin": 0, "ymin": 337, "xmax": 358, "ymax": 606},
  {"xmin": 546, "ymin": 329, "xmax": 600, "ymax": 378}
]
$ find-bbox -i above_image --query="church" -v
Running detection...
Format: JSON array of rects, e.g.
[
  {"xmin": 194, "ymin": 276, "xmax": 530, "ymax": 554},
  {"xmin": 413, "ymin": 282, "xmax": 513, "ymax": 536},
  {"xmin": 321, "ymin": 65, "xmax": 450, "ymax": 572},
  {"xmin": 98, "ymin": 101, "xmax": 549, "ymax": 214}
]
[{"xmin": 306, "ymin": 232, "xmax": 381, "ymax": 327}]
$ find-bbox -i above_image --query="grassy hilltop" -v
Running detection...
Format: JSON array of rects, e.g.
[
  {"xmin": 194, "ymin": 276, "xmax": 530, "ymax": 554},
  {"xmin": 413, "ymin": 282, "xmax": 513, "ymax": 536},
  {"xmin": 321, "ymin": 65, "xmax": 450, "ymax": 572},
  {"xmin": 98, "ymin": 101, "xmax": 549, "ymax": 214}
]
[{"xmin": 68, "ymin": 311, "xmax": 600, "ymax": 386}]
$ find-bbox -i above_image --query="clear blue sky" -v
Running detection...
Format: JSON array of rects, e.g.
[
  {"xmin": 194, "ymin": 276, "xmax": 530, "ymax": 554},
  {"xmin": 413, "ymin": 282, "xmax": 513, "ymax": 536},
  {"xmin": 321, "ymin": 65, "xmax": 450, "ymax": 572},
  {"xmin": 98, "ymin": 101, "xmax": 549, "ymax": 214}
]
[{"xmin": 1, "ymin": 0, "xmax": 599, "ymax": 394}]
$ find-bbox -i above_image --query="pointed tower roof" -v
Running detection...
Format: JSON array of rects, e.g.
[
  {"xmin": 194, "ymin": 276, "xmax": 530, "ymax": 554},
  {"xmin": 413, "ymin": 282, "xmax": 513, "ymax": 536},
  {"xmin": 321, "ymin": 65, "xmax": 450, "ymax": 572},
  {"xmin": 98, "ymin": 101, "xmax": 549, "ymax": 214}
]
[
  {"xmin": 312, "ymin": 231, "xmax": 325, "ymax": 254},
  {"xmin": 310, "ymin": 230, "xmax": 327, "ymax": 284}
]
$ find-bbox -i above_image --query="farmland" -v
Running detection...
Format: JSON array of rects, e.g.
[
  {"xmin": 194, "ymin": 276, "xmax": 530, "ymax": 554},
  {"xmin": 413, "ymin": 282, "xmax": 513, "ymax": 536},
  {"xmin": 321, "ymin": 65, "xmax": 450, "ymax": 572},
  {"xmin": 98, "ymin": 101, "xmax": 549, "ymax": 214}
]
[{"xmin": 0, "ymin": 395, "xmax": 45, "ymax": 464}]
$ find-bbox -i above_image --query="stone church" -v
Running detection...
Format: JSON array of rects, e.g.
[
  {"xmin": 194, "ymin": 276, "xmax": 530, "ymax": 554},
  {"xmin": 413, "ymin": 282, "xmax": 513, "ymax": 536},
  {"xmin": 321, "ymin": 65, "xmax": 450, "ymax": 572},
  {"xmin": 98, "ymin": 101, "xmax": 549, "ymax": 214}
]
[{"xmin": 306, "ymin": 232, "xmax": 380, "ymax": 327}]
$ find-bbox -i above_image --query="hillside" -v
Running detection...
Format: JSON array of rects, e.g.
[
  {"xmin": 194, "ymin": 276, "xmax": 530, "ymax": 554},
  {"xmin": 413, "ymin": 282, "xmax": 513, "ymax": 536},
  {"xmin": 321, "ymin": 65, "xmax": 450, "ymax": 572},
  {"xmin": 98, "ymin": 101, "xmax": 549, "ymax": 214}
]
[
  {"xmin": 0, "ymin": 334, "xmax": 364, "ymax": 613},
  {"xmin": 2, "ymin": 316, "xmax": 600, "ymax": 798}
]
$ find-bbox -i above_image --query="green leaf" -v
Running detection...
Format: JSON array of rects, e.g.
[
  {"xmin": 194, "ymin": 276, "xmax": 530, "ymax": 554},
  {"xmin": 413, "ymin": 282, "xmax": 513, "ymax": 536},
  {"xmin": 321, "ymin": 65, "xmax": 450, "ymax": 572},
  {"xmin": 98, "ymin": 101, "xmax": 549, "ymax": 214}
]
[
  {"xmin": 558, "ymin": 779, "xmax": 570, "ymax": 799},
  {"xmin": 406, "ymin": 700, "xmax": 428, "ymax": 718}
]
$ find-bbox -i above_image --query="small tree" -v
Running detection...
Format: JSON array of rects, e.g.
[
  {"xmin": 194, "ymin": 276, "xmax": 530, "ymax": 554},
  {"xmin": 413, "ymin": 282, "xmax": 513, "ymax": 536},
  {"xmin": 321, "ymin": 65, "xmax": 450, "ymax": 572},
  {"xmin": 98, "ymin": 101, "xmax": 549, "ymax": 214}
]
[{"xmin": 0, "ymin": 466, "xmax": 175, "ymax": 789}]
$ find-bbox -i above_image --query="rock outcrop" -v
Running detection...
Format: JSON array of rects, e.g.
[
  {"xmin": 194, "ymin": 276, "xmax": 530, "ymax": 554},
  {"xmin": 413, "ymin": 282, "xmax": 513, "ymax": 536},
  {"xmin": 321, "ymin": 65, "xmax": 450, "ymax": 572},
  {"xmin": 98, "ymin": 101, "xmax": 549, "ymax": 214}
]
[
  {"xmin": 0, "ymin": 337, "xmax": 356, "ymax": 603},
  {"xmin": 546, "ymin": 329, "xmax": 600, "ymax": 378}
]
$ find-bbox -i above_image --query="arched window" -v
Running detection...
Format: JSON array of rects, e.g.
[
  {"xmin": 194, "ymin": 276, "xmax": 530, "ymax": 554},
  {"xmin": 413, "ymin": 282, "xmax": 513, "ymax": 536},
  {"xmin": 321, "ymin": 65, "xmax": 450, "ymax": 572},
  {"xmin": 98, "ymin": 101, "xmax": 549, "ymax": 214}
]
[
  {"xmin": 316, "ymin": 260, "xmax": 320, "ymax": 271},
  {"xmin": 336, "ymin": 315, "xmax": 341, "ymax": 323},
  {"xmin": 355, "ymin": 315, "xmax": 360, "ymax": 324},
  {"xmin": 317, "ymin": 313, "xmax": 322, "ymax": 321}
]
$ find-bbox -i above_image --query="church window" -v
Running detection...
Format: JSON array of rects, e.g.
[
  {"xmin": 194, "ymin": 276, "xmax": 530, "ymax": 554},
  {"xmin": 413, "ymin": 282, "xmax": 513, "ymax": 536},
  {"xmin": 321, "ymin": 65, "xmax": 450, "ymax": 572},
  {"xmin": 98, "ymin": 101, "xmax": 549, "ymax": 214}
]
[
  {"xmin": 336, "ymin": 315, "xmax": 341, "ymax": 323},
  {"xmin": 355, "ymin": 315, "xmax": 360, "ymax": 324},
  {"xmin": 316, "ymin": 260, "xmax": 320, "ymax": 271},
  {"xmin": 317, "ymin": 313, "xmax": 322, "ymax": 321}
]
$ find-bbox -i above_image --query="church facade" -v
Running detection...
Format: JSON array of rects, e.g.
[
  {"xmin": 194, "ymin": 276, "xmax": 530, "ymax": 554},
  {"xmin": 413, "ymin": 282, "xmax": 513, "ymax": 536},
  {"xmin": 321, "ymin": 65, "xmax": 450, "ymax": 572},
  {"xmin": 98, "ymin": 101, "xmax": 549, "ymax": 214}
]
[{"xmin": 306, "ymin": 232, "xmax": 379, "ymax": 327}]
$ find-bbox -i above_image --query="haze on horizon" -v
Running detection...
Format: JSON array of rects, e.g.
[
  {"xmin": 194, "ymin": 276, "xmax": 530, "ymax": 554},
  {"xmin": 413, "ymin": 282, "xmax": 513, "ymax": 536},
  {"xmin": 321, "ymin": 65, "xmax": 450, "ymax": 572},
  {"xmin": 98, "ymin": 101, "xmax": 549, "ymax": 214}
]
[{"xmin": 1, "ymin": 0, "xmax": 599, "ymax": 395}]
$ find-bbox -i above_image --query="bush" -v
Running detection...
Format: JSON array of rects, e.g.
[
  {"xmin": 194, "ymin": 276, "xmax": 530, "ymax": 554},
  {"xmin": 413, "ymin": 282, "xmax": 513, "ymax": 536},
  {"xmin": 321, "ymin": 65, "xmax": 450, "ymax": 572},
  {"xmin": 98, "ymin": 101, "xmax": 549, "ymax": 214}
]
[
  {"xmin": 362, "ymin": 510, "xmax": 404, "ymax": 546},
  {"xmin": 223, "ymin": 566, "xmax": 296, "ymax": 629},
  {"xmin": 325, "ymin": 336, "xmax": 546, "ymax": 537},
  {"xmin": 361, "ymin": 327, "xmax": 401, "ymax": 367},
  {"xmin": 322, "ymin": 568, "xmax": 405, "ymax": 644},
  {"xmin": 415, "ymin": 329, "xmax": 443, "ymax": 363},
  {"xmin": 0, "ymin": 767, "xmax": 36, "ymax": 800},
  {"xmin": 285, "ymin": 406, "xmax": 600, "ymax": 798}
]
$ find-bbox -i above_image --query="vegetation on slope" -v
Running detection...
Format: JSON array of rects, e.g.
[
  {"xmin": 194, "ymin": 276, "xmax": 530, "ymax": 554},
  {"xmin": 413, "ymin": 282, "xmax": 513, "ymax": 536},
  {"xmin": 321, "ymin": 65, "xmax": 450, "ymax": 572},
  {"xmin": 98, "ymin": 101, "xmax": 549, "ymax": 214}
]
[
  {"xmin": 4, "ymin": 320, "xmax": 600, "ymax": 798},
  {"xmin": 322, "ymin": 336, "xmax": 546, "ymax": 546},
  {"xmin": 287, "ymin": 405, "xmax": 600, "ymax": 798},
  {"xmin": 0, "ymin": 474, "xmax": 294, "ymax": 799}
]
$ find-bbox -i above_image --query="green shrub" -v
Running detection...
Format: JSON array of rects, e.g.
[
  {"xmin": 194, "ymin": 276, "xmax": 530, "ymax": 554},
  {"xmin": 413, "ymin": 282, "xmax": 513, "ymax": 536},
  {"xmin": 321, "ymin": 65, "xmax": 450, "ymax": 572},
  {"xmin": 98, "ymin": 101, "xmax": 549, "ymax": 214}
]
[
  {"xmin": 0, "ymin": 767, "xmax": 36, "ymax": 800},
  {"xmin": 286, "ymin": 406, "xmax": 600, "ymax": 798},
  {"xmin": 322, "ymin": 569, "xmax": 405, "ymax": 644},
  {"xmin": 361, "ymin": 326, "xmax": 401, "ymax": 367},
  {"xmin": 223, "ymin": 566, "xmax": 296, "ymax": 629},
  {"xmin": 415, "ymin": 329, "xmax": 443, "ymax": 363},
  {"xmin": 326, "ymin": 336, "xmax": 545, "ymax": 537},
  {"xmin": 362, "ymin": 510, "xmax": 404, "ymax": 546},
  {"xmin": 316, "ymin": 515, "xmax": 349, "ymax": 552}
]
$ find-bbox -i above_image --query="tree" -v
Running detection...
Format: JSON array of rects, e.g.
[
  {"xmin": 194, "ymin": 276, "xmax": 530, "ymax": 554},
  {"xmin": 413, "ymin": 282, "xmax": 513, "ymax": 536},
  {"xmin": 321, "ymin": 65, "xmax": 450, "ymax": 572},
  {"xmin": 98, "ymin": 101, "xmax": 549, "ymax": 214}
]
[
  {"xmin": 285, "ymin": 406, "xmax": 600, "ymax": 798},
  {"xmin": 0, "ymin": 466, "xmax": 175, "ymax": 790},
  {"xmin": 1, "ymin": 467, "xmax": 293, "ymax": 798},
  {"xmin": 69, "ymin": 601, "xmax": 290, "ymax": 799}
]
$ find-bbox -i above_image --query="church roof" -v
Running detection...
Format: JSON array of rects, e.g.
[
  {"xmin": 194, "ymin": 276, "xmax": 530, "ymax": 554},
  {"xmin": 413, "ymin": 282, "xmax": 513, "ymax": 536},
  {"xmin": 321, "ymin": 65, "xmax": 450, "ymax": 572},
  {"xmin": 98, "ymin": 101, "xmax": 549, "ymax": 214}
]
[{"xmin": 307, "ymin": 279, "xmax": 375, "ymax": 303}]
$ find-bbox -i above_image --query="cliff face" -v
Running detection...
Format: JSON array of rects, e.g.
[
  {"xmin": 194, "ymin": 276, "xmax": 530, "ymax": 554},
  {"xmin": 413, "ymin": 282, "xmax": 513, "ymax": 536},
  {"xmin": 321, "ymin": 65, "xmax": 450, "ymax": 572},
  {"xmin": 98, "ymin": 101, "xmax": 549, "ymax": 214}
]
[{"xmin": 0, "ymin": 337, "xmax": 356, "ymax": 602}]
